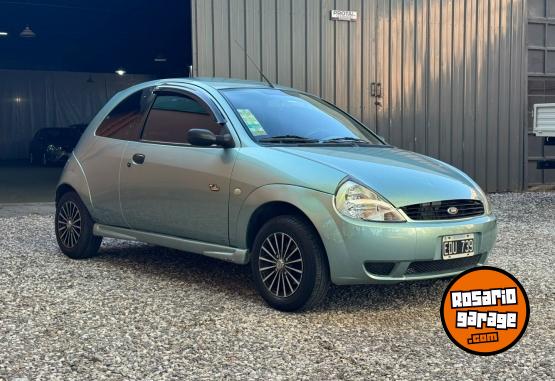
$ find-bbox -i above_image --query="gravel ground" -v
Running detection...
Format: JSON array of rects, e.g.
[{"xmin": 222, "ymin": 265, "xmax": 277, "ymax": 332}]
[{"xmin": 0, "ymin": 193, "xmax": 553, "ymax": 380}]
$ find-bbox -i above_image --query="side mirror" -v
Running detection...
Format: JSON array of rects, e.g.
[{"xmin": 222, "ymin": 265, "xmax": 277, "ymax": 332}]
[{"xmin": 187, "ymin": 129, "xmax": 235, "ymax": 148}]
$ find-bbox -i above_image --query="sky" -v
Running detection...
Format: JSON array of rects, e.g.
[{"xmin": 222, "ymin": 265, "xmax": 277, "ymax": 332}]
[{"xmin": 0, "ymin": 0, "xmax": 191, "ymax": 76}]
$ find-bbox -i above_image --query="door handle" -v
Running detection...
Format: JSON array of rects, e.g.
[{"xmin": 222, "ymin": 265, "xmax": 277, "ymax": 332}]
[
  {"xmin": 132, "ymin": 153, "xmax": 145, "ymax": 165},
  {"xmin": 370, "ymin": 82, "xmax": 376, "ymax": 97}
]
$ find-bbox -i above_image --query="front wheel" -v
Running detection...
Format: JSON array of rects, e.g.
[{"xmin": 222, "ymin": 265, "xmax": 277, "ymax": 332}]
[
  {"xmin": 55, "ymin": 191, "xmax": 102, "ymax": 259},
  {"xmin": 251, "ymin": 215, "xmax": 330, "ymax": 312}
]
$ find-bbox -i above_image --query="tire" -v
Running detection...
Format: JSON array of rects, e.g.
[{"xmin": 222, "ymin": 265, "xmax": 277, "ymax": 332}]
[
  {"xmin": 250, "ymin": 215, "xmax": 330, "ymax": 312},
  {"xmin": 55, "ymin": 191, "xmax": 102, "ymax": 259}
]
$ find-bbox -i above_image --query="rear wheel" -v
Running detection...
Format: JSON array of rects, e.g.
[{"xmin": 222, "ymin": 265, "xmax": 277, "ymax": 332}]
[
  {"xmin": 251, "ymin": 215, "xmax": 330, "ymax": 311},
  {"xmin": 55, "ymin": 191, "xmax": 102, "ymax": 259}
]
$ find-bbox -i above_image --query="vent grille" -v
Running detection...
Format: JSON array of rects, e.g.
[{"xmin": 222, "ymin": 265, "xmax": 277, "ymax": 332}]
[
  {"xmin": 401, "ymin": 199, "xmax": 484, "ymax": 220},
  {"xmin": 364, "ymin": 262, "xmax": 395, "ymax": 276},
  {"xmin": 406, "ymin": 255, "xmax": 481, "ymax": 275}
]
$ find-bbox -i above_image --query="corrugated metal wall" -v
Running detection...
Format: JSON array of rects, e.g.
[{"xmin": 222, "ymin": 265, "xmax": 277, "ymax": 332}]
[
  {"xmin": 0, "ymin": 70, "xmax": 153, "ymax": 160},
  {"xmin": 191, "ymin": 0, "xmax": 527, "ymax": 192}
]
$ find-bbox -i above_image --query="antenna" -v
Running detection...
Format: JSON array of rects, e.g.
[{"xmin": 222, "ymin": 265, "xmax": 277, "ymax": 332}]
[{"xmin": 234, "ymin": 39, "xmax": 275, "ymax": 88}]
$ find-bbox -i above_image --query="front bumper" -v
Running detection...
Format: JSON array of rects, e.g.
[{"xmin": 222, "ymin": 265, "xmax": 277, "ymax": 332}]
[{"xmin": 320, "ymin": 205, "xmax": 497, "ymax": 285}]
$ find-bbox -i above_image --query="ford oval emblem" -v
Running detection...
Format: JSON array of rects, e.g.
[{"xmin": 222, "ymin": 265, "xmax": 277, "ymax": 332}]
[{"xmin": 447, "ymin": 206, "xmax": 459, "ymax": 215}]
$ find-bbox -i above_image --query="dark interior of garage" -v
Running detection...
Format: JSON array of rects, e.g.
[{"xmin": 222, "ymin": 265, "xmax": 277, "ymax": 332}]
[{"xmin": 0, "ymin": 0, "xmax": 192, "ymax": 203}]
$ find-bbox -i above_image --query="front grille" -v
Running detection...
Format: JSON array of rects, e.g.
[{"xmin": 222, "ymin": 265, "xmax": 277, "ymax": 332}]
[
  {"xmin": 401, "ymin": 199, "xmax": 484, "ymax": 220},
  {"xmin": 364, "ymin": 262, "xmax": 396, "ymax": 276},
  {"xmin": 406, "ymin": 255, "xmax": 481, "ymax": 275}
]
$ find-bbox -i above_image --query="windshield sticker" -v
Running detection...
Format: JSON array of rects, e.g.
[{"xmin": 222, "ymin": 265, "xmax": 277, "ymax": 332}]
[{"xmin": 237, "ymin": 109, "xmax": 267, "ymax": 136}]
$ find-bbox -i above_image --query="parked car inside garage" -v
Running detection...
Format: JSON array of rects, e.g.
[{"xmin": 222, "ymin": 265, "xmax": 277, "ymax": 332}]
[{"xmin": 29, "ymin": 124, "xmax": 87, "ymax": 166}]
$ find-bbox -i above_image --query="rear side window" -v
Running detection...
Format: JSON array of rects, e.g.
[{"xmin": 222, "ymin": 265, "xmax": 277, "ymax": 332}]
[
  {"xmin": 96, "ymin": 88, "xmax": 152, "ymax": 140},
  {"xmin": 141, "ymin": 93, "xmax": 222, "ymax": 144}
]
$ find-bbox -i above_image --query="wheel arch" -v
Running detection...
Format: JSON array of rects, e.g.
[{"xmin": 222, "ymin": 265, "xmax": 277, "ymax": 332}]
[
  {"xmin": 234, "ymin": 185, "xmax": 341, "ymax": 272},
  {"xmin": 245, "ymin": 200, "xmax": 331, "ymax": 276},
  {"xmin": 56, "ymin": 183, "xmax": 77, "ymax": 204},
  {"xmin": 56, "ymin": 155, "xmax": 94, "ymax": 212},
  {"xmin": 246, "ymin": 201, "xmax": 318, "ymax": 251}
]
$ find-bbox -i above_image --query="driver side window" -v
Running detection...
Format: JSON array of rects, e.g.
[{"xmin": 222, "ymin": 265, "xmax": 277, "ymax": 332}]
[{"xmin": 141, "ymin": 92, "xmax": 223, "ymax": 144}]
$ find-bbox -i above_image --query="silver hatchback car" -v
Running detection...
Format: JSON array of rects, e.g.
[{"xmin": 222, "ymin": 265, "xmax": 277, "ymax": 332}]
[{"xmin": 55, "ymin": 78, "xmax": 497, "ymax": 311}]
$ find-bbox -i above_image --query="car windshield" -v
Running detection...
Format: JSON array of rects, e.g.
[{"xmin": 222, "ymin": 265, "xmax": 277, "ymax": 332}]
[{"xmin": 221, "ymin": 88, "xmax": 384, "ymax": 145}]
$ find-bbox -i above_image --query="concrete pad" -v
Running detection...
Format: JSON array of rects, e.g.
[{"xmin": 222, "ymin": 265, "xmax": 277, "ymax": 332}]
[{"xmin": 0, "ymin": 161, "xmax": 63, "ymax": 203}]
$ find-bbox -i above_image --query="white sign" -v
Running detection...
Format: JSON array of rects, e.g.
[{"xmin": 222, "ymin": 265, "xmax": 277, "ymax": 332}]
[
  {"xmin": 533, "ymin": 103, "xmax": 555, "ymax": 137},
  {"xmin": 330, "ymin": 10, "xmax": 357, "ymax": 21}
]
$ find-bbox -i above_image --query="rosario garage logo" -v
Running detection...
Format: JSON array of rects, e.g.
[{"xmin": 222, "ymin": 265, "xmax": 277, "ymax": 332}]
[{"xmin": 440, "ymin": 266, "xmax": 529, "ymax": 355}]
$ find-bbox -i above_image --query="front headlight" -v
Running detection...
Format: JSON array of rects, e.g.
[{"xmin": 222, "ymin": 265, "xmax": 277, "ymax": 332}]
[
  {"xmin": 46, "ymin": 144, "xmax": 63, "ymax": 153},
  {"xmin": 334, "ymin": 180, "xmax": 405, "ymax": 222},
  {"xmin": 475, "ymin": 186, "xmax": 492, "ymax": 215}
]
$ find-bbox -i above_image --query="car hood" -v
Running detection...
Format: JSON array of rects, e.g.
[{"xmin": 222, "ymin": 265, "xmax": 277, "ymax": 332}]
[{"xmin": 274, "ymin": 146, "xmax": 482, "ymax": 207}]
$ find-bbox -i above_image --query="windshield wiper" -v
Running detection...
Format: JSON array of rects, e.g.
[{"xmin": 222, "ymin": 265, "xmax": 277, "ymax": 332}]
[
  {"xmin": 258, "ymin": 135, "xmax": 319, "ymax": 144},
  {"xmin": 320, "ymin": 137, "xmax": 371, "ymax": 144}
]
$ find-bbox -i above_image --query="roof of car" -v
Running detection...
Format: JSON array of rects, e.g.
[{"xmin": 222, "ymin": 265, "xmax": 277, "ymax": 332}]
[{"xmin": 161, "ymin": 77, "xmax": 285, "ymax": 90}]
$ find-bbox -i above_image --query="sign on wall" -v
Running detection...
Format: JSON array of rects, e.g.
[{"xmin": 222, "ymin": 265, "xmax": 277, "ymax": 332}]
[{"xmin": 330, "ymin": 10, "xmax": 357, "ymax": 21}]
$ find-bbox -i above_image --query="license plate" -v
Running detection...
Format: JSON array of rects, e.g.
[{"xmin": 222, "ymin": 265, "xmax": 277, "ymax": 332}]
[{"xmin": 442, "ymin": 234, "xmax": 475, "ymax": 259}]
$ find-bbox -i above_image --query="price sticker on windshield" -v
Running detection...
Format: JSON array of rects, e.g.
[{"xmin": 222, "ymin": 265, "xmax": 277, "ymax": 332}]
[{"xmin": 238, "ymin": 109, "xmax": 267, "ymax": 136}]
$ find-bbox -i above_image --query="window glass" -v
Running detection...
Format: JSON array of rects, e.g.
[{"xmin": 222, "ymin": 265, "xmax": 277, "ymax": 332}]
[
  {"xmin": 547, "ymin": 51, "xmax": 555, "ymax": 73},
  {"xmin": 528, "ymin": 23, "xmax": 545, "ymax": 46},
  {"xmin": 221, "ymin": 88, "xmax": 383, "ymax": 145},
  {"xmin": 547, "ymin": 25, "xmax": 555, "ymax": 47},
  {"xmin": 546, "ymin": 79, "xmax": 555, "ymax": 94},
  {"xmin": 96, "ymin": 88, "xmax": 152, "ymax": 140},
  {"xmin": 152, "ymin": 95, "xmax": 208, "ymax": 114},
  {"xmin": 141, "ymin": 93, "xmax": 222, "ymax": 144},
  {"xmin": 529, "ymin": 78, "xmax": 546, "ymax": 95},
  {"xmin": 549, "ymin": 0, "xmax": 555, "ymax": 18},
  {"xmin": 528, "ymin": 50, "xmax": 545, "ymax": 73},
  {"xmin": 529, "ymin": 0, "xmax": 546, "ymax": 18}
]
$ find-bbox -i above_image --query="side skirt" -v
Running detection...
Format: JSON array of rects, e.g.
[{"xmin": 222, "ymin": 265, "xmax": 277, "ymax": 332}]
[{"xmin": 93, "ymin": 223, "xmax": 249, "ymax": 265}]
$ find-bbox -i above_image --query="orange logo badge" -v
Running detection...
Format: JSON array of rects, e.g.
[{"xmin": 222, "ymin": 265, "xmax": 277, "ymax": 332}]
[{"xmin": 440, "ymin": 266, "xmax": 529, "ymax": 356}]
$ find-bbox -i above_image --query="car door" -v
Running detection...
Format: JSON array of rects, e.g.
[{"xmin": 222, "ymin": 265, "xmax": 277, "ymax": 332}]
[
  {"xmin": 81, "ymin": 86, "xmax": 153, "ymax": 227},
  {"xmin": 119, "ymin": 87, "xmax": 237, "ymax": 246}
]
